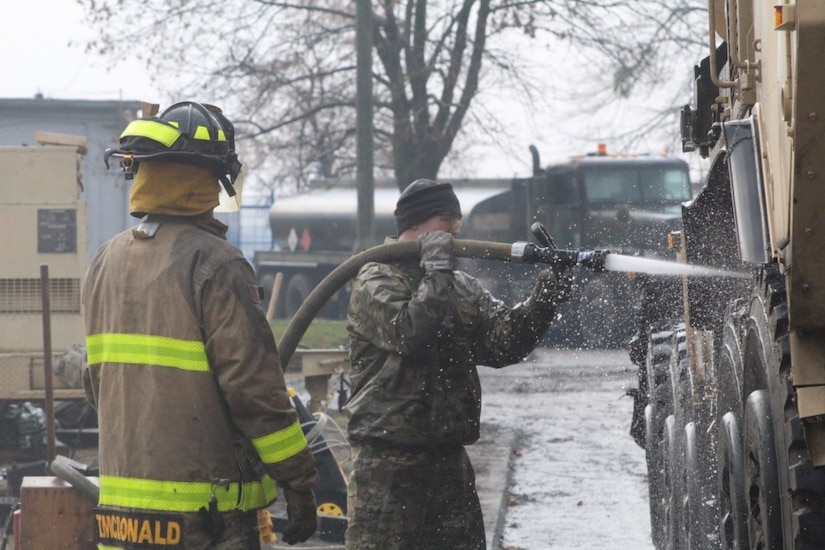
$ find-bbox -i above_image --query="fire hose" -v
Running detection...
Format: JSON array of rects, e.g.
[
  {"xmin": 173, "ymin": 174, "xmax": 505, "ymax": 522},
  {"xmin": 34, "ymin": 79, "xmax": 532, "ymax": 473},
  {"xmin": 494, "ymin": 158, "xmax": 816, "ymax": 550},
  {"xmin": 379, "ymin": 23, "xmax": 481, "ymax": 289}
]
[{"xmin": 278, "ymin": 225, "xmax": 607, "ymax": 367}]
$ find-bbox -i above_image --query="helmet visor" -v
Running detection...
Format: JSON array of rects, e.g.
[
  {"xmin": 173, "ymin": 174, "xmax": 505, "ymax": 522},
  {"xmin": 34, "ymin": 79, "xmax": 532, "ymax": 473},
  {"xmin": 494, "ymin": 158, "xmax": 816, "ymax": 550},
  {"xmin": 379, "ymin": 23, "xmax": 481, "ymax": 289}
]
[{"xmin": 214, "ymin": 165, "xmax": 245, "ymax": 213}]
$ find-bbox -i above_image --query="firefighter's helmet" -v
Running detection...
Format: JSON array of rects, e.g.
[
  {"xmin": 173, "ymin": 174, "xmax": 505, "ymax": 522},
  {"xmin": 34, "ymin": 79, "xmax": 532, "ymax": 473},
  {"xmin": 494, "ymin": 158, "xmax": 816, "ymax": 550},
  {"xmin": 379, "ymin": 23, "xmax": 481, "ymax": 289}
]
[{"xmin": 104, "ymin": 101, "xmax": 242, "ymax": 196}]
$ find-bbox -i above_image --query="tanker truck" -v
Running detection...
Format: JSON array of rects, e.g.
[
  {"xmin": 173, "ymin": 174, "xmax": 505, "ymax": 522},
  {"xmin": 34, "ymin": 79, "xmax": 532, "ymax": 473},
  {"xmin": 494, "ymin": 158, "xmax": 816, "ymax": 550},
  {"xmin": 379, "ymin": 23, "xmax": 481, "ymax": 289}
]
[
  {"xmin": 631, "ymin": 2, "xmax": 825, "ymax": 548},
  {"xmin": 254, "ymin": 149, "xmax": 690, "ymax": 349},
  {"xmin": 252, "ymin": 179, "xmax": 512, "ymax": 319}
]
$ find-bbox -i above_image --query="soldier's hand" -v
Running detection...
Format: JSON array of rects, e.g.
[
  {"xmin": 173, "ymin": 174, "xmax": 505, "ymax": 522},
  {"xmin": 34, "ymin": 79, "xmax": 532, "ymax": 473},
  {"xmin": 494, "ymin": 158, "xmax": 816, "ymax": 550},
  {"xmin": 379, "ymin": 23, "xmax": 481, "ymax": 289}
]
[
  {"xmin": 532, "ymin": 269, "xmax": 573, "ymax": 306},
  {"xmin": 281, "ymin": 487, "xmax": 317, "ymax": 545},
  {"xmin": 418, "ymin": 231, "xmax": 457, "ymax": 272}
]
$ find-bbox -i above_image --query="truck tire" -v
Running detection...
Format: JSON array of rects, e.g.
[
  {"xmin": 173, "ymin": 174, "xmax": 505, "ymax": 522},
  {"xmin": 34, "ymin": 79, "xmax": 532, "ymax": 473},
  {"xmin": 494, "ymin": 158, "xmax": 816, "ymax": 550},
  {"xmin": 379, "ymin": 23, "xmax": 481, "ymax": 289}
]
[
  {"xmin": 665, "ymin": 326, "xmax": 691, "ymax": 550},
  {"xmin": 742, "ymin": 390, "xmax": 782, "ymax": 549},
  {"xmin": 644, "ymin": 328, "xmax": 674, "ymax": 549},
  {"xmin": 285, "ymin": 274, "xmax": 313, "ymax": 319},
  {"xmin": 744, "ymin": 268, "xmax": 825, "ymax": 547},
  {"xmin": 664, "ymin": 414, "xmax": 686, "ymax": 550},
  {"xmin": 668, "ymin": 323, "xmax": 692, "ymax": 547},
  {"xmin": 668, "ymin": 327, "xmax": 689, "ymax": 429},
  {"xmin": 684, "ymin": 419, "xmax": 719, "ymax": 549},
  {"xmin": 645, "ymin": 404, "xmax": 666, "ymax": 549},
  {"xmin": 683, "ymin": 421, "xmax": 699, "ymax": 547},
  {"xmin": 717, "ymin": 300, "xmax": 747, "ymax": 421},
  {"xmin": 717, "ymin": 412, "xmax": 747, "ymax": 549},
  {"xmin": 717, "ymin": 303, "xmax": 748, "ymax": 550}
]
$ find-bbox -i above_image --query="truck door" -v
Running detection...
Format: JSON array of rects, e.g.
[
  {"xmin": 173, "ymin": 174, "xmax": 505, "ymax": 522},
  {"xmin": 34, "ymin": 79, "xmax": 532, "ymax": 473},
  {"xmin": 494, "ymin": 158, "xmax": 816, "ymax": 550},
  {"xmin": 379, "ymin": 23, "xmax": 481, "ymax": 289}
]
[{"xmin": 530, "ymin": 169, "xmax": 582, "ymax": 249}]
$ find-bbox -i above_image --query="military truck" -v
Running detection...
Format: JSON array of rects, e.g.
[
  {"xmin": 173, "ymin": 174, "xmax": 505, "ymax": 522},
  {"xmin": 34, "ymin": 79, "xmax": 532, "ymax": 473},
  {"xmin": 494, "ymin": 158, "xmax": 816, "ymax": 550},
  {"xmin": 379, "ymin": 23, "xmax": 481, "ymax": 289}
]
[
  {"xmin": 466, "ymin": 145, "xmax": 692, "ymax": 348},
  {"xmin": 631, "ymin": 2, "xmax": 825, "ymax": 548}
]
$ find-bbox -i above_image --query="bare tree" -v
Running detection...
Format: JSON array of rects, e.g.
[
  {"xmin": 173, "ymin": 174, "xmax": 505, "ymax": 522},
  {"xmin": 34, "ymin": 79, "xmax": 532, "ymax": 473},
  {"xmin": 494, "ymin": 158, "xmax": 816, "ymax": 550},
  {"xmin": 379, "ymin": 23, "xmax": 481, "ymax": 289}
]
[{"xmin": 79, "ymin": 0, "xmax": 707, "ymax": 192}]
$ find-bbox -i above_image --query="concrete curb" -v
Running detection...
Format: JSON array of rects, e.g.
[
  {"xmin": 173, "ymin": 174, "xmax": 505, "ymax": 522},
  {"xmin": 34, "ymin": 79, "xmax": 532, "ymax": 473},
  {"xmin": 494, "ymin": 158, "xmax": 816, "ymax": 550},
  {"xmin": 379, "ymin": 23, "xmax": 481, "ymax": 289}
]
[{"xmin": 466, "ymin": 425, "xmax": 515, "ymax": 550}]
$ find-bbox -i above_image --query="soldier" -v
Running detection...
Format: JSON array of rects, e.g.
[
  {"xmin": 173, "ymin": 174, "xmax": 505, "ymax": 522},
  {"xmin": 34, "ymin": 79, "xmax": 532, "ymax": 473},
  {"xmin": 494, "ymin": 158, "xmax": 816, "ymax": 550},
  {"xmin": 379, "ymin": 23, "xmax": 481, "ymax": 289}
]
[
  {"xmin": 83, "ymin": 101, "xmax": 318, "ymax": 548},
  {"xmin": 344, "ymin": 178, "xmax": 573, "ymax": 549}
]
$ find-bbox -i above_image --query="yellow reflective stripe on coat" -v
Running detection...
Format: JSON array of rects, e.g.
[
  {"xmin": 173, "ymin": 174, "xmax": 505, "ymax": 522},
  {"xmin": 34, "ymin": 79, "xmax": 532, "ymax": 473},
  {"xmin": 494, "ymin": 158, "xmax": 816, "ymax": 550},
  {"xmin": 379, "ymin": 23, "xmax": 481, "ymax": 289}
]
[
  {"xmin": 86, "ymin": 333, "xmax": 210, "ymax": 371},
  {"xmin": 98, "ymin": 475, "xmax": 276, "ymax": 513},
  {"xmin": 251, "ymin": 421, "xmax": 308, "ymax": 464},
  {"xmin": 120, "ymin": 119, "xmax": 181, "ymax": 147}
]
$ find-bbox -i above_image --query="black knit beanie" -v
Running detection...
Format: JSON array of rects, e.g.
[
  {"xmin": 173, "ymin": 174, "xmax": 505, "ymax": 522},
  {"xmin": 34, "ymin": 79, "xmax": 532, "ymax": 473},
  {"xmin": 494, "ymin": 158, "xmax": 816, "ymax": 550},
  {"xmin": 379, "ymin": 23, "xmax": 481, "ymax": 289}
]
[{"xmin": 394, "ymin": 179, "xmax": 462, "ymax": 235}]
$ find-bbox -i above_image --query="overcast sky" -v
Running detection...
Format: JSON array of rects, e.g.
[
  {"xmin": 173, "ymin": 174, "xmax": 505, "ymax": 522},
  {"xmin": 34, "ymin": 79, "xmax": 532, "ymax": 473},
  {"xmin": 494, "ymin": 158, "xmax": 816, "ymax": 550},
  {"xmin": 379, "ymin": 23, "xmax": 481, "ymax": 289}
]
[
  {"xmin": 0, "ymin": 1, "xmax": 536, "ymax": 177},
  {"xmin": 1, "ymin": 1, "xmax": 157, "ymax": 102},
  {"xmin": 1, "ymin": 2, "xmax": 699, "ymax": 181}
]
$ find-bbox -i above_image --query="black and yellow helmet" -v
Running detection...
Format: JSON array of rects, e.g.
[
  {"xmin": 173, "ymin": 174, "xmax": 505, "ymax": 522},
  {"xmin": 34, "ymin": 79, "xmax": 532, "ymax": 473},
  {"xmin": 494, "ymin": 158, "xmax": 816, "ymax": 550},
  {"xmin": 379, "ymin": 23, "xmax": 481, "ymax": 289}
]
[{"xmin": 104, "ymin": 101, "xmax": 242, "ymax": 196}]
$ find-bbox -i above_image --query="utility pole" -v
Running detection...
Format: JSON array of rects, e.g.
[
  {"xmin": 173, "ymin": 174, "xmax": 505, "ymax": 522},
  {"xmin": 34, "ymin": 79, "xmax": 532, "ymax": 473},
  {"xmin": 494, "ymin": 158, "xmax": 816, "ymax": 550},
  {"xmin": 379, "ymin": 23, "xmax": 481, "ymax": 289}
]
[{"xmin": 354, "ymin": 0, "xmax": 375, "ymax": 252}]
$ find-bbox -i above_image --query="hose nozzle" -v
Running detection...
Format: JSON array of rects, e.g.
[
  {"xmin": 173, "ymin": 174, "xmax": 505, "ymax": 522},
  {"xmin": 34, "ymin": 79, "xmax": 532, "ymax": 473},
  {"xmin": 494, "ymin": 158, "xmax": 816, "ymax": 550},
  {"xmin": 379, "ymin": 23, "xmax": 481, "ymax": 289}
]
[
  {"xmin": 511, "ymin": 243, "xmax": 609, "ymax": 272},
  {"xmin": 523, "ymin": 222, "xmax": 608, "ymax": 272},
  {"xmin": 576, "ymin": 249, "xmax": 608, "ymax": 272}
]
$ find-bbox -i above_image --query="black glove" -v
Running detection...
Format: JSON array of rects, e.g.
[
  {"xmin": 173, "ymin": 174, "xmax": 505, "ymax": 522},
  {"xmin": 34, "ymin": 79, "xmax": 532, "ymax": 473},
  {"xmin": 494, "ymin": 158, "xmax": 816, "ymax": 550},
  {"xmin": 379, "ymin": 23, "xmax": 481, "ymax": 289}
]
[
  {"xmin": 531, "ymin": 269, "xmax": 573, "ymax": 307},
  {"xmin": 418, "ymin": 231, "xmax": 457, "ymax": 272},
  {"xmin": 281, "ymin": 487, "xmax": 317, "ymax": 545}
]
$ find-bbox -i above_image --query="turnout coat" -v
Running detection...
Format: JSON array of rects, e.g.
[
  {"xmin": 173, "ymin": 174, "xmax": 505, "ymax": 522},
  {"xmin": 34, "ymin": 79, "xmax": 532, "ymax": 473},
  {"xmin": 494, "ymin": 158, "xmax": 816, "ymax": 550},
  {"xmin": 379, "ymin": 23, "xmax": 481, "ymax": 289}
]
[{"xmin": 83, "ymin": 213, "xmax": 317, "ymax": 532}]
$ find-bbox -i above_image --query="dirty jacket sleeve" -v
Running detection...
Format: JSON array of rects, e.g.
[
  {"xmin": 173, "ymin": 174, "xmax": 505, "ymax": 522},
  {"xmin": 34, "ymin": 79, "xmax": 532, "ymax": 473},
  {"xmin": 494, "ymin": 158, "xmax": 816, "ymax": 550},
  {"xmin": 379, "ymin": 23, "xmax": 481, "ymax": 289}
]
[
  {"xmin": 201, "ymin": 258, "xmax": 318, "ymax": 491},
  {"xmin": 349, "ymin": 263, "xmax": 556, "ymax": 368}
]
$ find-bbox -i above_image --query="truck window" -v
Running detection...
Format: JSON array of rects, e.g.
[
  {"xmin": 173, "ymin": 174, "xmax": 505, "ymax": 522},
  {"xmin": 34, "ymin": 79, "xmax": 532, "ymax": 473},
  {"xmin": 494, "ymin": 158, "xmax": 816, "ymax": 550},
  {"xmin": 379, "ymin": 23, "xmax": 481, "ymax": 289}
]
[
  {"xmin": 583, "ymin": 165, "xmax": 691, "ymax": 205},
  {"xmin": 638, "ymin": 165, "xmax": 692, "ymax": 201},
  {"xmin": 533, "ymin": 172, "xmax": 580, "ymax": 248}
]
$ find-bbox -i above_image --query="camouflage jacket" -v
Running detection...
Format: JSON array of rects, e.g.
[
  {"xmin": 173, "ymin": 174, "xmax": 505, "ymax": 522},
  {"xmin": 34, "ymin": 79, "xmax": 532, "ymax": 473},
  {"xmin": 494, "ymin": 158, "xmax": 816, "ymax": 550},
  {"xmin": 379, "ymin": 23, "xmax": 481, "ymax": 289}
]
[{"xmin": 345, "ymin": 253, "xmax": 556, "ymax": 448}]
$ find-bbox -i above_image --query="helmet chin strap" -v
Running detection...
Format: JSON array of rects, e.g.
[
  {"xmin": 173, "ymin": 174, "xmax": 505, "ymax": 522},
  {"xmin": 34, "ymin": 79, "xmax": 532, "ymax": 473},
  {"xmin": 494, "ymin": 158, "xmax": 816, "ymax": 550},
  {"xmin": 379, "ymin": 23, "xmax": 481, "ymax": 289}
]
[
  {"xmin": 215, "ymin": 165, "xmax": 245, "ymax": 213},
  {"xmin": 218, "ymin": 175, "xmax": 236, "ymax": 197}
]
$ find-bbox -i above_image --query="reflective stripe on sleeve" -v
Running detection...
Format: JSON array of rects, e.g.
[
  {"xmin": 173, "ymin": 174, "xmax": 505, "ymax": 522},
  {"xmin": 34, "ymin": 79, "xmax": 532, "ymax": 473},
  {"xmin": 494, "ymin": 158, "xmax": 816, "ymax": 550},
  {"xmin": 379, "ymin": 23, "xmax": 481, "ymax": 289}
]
[
  {"xmin": 251, "ymin": 421, "xmax": 309, "ymax": 464},
  {"xmin": 98, "ymin": 475, "xmax": 276, "ymax": 513},
  {"xmin": 86, "ymin": 333, "xmax": 210, "ymax": 372}
]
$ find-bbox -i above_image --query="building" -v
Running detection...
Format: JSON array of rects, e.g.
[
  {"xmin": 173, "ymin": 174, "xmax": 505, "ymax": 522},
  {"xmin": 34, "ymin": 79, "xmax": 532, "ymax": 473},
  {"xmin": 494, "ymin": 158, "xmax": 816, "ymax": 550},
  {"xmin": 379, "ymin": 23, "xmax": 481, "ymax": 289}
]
[{"xmin": 0, "ymin": 96, "xmax": 143, "ymax": 263}]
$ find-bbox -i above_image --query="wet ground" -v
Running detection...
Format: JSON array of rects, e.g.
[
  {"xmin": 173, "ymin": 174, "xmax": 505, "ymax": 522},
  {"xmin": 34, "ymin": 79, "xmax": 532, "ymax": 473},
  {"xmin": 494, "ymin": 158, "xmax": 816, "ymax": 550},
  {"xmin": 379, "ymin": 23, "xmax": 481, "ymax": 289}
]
[
  {"xmin": 481, "ymin": 347, "xmax": 654, "ymax": 549},
  {"xmin": 270, "ymin": 347, "xmax": 655, "ymax": 549}
]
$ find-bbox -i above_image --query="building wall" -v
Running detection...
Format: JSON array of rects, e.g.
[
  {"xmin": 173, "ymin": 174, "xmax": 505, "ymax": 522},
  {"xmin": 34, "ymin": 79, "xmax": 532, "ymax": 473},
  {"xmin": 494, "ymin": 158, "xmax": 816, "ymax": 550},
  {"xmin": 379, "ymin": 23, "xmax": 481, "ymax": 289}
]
[{"xmin": 0, "ymin": 97, "xmax": 142, "ymax": 263}]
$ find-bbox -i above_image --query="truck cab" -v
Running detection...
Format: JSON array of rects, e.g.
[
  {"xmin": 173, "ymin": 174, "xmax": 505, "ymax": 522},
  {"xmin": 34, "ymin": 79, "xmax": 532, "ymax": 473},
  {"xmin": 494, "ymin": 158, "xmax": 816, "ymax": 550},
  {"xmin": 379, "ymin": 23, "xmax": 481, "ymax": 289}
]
[{"xmin": 466, "ymin": 146, "xmax": 692, "ymax": 348}]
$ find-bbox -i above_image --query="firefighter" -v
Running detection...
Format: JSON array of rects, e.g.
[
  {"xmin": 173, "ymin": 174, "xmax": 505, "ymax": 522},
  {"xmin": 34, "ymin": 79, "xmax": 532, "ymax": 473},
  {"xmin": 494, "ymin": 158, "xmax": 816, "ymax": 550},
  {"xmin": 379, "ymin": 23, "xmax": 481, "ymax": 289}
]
[
  {"xmin": 344, "ymin": 179, "xmax": 574, "ymax": 549},
  {"xmin": 83, "ymin": 101, "xmax": 318, "ymax": 549}
]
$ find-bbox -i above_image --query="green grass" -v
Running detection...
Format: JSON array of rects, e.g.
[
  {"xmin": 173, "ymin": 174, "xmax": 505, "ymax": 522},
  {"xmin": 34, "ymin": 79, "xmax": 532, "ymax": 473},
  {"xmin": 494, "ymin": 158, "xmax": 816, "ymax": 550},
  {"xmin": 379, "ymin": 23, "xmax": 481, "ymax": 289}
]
[{"xmin": 271, "ymin": 318, "xmax": 349, "ymax": 349}]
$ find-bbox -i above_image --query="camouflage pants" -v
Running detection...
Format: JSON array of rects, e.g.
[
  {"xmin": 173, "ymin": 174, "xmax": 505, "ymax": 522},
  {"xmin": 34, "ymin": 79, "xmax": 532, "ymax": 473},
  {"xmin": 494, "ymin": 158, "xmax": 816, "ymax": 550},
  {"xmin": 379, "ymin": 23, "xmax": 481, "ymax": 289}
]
[{"xmin": 345, "ymin": 442, "xmax": 486, "ymax": 550}]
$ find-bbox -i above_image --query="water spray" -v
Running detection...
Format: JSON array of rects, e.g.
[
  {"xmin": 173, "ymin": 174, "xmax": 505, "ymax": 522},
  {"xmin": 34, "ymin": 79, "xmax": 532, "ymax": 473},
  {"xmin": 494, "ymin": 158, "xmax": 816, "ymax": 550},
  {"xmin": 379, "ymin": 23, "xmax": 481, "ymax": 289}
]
[
  {"xmin": 278, "ymin": 223, "xmax": 748, "ymax": 366},
  {"xmin": 601, "ymin": 253, "xmax": 749, "ymax": 278},
  {"xmin": 514, "ymin": 222, "xmax": 749, "ymax": 279}
]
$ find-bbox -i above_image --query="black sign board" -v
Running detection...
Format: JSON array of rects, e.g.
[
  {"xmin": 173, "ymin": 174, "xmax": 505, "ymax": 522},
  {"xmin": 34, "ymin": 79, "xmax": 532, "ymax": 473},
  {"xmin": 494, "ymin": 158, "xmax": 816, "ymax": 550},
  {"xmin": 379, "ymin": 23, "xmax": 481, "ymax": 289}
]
[{"xmin": 37, "ymin": 209, "xmax": 77, "ymax": 253}]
